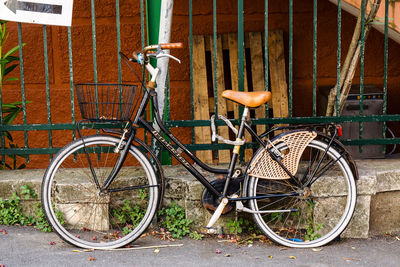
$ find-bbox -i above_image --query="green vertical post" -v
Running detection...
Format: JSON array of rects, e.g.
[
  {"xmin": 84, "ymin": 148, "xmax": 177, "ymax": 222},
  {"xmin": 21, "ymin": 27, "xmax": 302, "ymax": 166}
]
[
  {"xmin": 18, "ymin": 23, "xmax": 29, "ymax": 162},
  {"xmin": 43, "ymin": 25, "xmax": 53, "ymax": 159},
  {"xmin": 359, "ymin": 0, "xmax": 366, "ymax": 153},
  {"xmin": 237, "ymin": 0, "xmax": 244, "ymax": 94},
  {"xmin": 336, "ymin": 0, "xmax": 341, "ymax": 117},
  {"xmin": 146, "ymin": 0, "xmax": 161, "ymax": 60},
  {"xmin": 312, "ymin": 0, "xmax": 317, "ymax": 117},
  {"xmin": 189, "ymin": 0, "xmax": 194, "ymax": 145},
  {"xmin": 68, "ymin": 27, "xmax": 75, "ymax": 141},
  {"xmin": 116, "ymin": 0, "xmax": 122, "ymax": 84},
  {"xmin": 264, "ymin": 0, "xmax": 269, "ymax": 118},
  {"xmin": 288, "ymin": 0, "xmax": 293, "ymax": 117},
  {"xmin": 238, "ymin": 0, "xmax": 244, "ymax": 161},
  {"xmin": 213, "ymin": 0, "xmax": 219, "ymax": 160},
  {"xmin": 383, "ymin": 0, "xmax": 389, "ymax": 154}
]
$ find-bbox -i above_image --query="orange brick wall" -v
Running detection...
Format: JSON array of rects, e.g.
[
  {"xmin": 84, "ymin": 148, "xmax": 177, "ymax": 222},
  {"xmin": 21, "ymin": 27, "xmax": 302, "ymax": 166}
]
[{"xmin": 2, "ymin": 0, "xmax": 400, "ymax": 168}]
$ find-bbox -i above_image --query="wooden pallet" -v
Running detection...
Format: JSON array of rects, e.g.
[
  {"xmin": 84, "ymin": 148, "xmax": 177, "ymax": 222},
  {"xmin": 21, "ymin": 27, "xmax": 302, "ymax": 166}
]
[{"xmin": 192, "ymin": 31, "xmax": 289, "ymax": 164}]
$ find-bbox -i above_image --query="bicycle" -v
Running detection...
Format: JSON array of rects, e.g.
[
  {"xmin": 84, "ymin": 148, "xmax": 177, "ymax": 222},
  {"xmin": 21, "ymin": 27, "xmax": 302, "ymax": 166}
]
[{"xmin": 41, "ymin": 42, "xmax": 357, "ymax": 249}]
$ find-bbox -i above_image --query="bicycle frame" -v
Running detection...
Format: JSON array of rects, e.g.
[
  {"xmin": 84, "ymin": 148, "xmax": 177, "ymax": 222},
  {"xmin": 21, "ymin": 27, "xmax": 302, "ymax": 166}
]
[{"xmin": 99, "ymin": 86, "xmax": 311, "ymax": 202}]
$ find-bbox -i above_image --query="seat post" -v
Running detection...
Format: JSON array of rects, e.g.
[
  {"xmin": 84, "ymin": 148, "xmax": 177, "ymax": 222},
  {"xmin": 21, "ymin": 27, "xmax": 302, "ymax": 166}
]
[{"xmin": 238, "ymin": 107, "xmax": 249, "ymax": 139}]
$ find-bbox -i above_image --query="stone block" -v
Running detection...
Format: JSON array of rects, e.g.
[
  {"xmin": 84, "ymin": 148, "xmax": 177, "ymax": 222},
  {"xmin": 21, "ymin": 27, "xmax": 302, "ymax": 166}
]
[
  {"xmin": 375, "ymin": 171, "xmax": 400, "ymax": 193},
  {"xmin": 356, "ymin": 175, "xmax": 377, "ymax": 195},
  {"xmin": 370, "ymin": 190, "xmax": 400, "ymax": 235},
  {"xmin": 342, "ymin": 195, "xmax": 371, "ymax": 238},
  {"xmin": 185, "ymin": 179, "xmax": 204, "ymax": 201},
  {"xmin": 0, "ymin": 180, "xmax": 15, "ymax": 199},
  {"xmin": 57, "ymin": 203, "xmax": 109, "ymax": 231},
  {"xmin": 162, "ymin": 198, "xmax": 185, "ymax": 210},
  {"xmin": 21, "ymin": 200, "xmax": 41, "ymax": 218},
  {"xmin": 164, "ymin": 178, "xmax": 186, "ymax": 200},
  {"xmin": 185, "ymin": 199, "xmax": 207, "ymax": 229}
]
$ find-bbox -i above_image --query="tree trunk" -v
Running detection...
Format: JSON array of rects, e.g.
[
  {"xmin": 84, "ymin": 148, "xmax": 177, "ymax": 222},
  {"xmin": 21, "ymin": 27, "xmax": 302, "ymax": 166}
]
[{"xmin": 325, "ymin": 0, "xmax": 382, "ymax": 117}]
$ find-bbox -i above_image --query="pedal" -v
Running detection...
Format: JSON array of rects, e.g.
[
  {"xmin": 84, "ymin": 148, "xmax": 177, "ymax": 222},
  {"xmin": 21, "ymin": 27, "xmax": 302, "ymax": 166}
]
[
  {"xmin": 201, "ymin": 227, "xmax": 218, "ymax": 235},
  {"xmin": 206, "ymin": 197, "xmax": 228, "ymax": 228}
]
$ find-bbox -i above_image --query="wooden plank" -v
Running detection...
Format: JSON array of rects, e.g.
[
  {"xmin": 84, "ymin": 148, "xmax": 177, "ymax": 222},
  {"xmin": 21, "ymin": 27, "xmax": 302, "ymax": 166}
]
[
  {"xmin": 192, "ymin": 35, "xmax": 213, "ymax": 163},
  {"xmin": 228, "ymin": 33, "xmax": 240, "ymax": 119},
  {"xmin": 249, "ymin": 32, "xmax": 266, "ymax": 135},
  {"xmin": 268, "ymin": 30, "xmax": 289, "ymax": 122},
  {"xmin": 228, "ymin": 33, "xmax": 252, "ymax": 161},
  {"xmin": 209, "ymin": 35, "xmax": 230, "ymax": 163}
]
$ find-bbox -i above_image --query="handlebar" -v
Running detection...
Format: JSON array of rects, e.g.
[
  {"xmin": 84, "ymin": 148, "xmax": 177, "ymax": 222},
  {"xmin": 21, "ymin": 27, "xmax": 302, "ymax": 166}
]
[{"xmin": 132, "ymin": 42, "xmax": 183, "ymax": 64}]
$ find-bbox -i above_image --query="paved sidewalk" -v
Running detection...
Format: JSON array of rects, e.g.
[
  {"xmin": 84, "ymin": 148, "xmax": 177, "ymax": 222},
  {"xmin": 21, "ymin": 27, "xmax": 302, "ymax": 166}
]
[{"xmin": 1, "ymin": 225, "xmax": 400, "ymax": 267}]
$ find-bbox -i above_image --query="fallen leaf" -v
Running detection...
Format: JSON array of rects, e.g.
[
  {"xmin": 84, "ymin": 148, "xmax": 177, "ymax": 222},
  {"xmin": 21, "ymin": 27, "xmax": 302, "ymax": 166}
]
[
  {"xmin": 50, "ymin": 241, "xmax": 55, "ymax": 245},
  {"xmin": 154, "ymin": 248, "xmax": 160, "ymax": 254},
  {"xmin": 395, "ymin": 236, "xmax": 400, "ymax": 241},
  {"xmin": 289, "ymin": 256, "xmax": 296, "ymax": 259},
  {"xmin": 1, "ymin": 229, "xmax": 6, "ymax": 235},
  {"xmin": 216, "ymin": 249, "xmax": 222, "ymax": 254},
  {"xmin": 268, "ymin": 255, "xmax": 273, "ymax": 259},
  {"xmin": 312, "ymin": 248, "xmax": 323, "ymax": 252},
  {"xmin": 89, "ymin": 257, "xmax": 95, "ymax": 261},
  {"xmin": 225, "ymin": 254, "xmax": 231, "ymax": 257},
  {"xmin": 351, "ymin": 246, "xmax": 356, "ymax": 250}
]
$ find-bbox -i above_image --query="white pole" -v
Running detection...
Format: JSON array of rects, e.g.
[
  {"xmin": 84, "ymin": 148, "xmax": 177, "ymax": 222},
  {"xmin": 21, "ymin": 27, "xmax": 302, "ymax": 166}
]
[{"xmin": 156, "ymin": 0, "xmax": 174, "ymax": 121}]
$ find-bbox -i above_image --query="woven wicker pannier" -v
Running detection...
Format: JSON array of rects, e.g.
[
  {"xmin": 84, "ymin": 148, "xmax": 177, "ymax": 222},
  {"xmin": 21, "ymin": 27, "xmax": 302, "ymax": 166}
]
[{"xmin": 248, "ymin": 131, "xmax": 317, "ymax": 180}]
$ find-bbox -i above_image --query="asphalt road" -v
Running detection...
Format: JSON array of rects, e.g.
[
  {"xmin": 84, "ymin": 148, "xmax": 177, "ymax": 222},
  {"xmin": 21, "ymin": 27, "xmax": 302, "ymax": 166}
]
[{"xmin": 1, "ymin": 225, "xmax": 400, "ymax": 267}]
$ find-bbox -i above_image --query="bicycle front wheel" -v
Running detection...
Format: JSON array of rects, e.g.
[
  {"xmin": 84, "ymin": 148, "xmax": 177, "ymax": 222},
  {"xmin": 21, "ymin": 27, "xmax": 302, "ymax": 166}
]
[
  {"xmin": 41, "ymin": 135, "xmax": 159, "ymax": 249},
  {"xmin": 247, "ymin": 139, "xmax": 356, "ymax": 248}
]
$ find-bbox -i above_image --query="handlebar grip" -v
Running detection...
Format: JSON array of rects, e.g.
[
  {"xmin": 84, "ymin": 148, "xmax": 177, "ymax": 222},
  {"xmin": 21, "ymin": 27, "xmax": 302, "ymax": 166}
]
[{"xmin": 160, "ymin": 42, "xmax": 183, "ymax": 49}]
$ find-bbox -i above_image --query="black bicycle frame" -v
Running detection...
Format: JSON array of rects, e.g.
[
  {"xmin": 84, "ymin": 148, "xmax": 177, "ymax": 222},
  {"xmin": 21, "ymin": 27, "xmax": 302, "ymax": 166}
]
[{"xmin": 98, "ymin": 85, "xmax": 339, "ymax": 202}]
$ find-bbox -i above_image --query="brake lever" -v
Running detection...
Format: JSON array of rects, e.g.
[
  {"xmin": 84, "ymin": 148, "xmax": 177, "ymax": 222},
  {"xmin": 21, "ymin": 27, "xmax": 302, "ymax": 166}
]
[{"xmin": 156, "ymin": 53, "xmax": 181, "ymax": 64}]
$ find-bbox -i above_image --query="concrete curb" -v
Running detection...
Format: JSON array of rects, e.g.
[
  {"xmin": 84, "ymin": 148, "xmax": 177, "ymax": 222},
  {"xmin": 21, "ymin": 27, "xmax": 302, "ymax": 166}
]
[{"xmin": 1, "ymin": 159, "xmax": 400, "ymax": 237}]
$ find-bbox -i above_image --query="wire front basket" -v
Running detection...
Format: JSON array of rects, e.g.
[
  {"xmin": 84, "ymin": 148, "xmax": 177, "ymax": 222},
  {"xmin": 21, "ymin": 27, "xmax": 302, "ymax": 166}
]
[{"xmin": 75, "ymin": 83, "xmax": 142, "ymax": 122}]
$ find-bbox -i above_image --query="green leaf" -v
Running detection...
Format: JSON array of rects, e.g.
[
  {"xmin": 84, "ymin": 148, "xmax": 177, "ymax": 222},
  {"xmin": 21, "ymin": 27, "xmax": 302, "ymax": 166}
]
[
  {"xmin": 3, "ymin": 45, "xmax": 21, "ymax": 59},
  {"xmin": 4, "ymin": 63, "xmax": 18, "ymax": 77}
]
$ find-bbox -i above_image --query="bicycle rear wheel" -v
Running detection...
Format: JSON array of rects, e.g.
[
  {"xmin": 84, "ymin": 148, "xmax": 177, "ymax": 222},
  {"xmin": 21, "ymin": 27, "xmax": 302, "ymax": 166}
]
[
  {"xmin": 41, "ymin": 135, "xmax": 159, "ymax": 249},
  {"xmin": 247, "ymin": 139, "xmax": 356, "ymax": 248}
]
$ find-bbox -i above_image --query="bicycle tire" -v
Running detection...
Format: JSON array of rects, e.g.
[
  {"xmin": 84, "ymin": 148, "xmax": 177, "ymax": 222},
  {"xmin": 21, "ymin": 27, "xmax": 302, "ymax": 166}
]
[
  {"xmin": 247, "ymin": 139, "xmax": 356, "ymax": 248},
  {"xmin": 41, "ymin": 135, "xmax": 159, "ymax": 249}
]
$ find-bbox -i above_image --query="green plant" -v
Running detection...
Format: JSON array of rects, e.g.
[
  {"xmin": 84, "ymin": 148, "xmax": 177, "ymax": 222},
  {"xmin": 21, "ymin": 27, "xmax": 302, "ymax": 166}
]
[
  {"xmin": 189, "ymin": 231, "xmax": 203, "ymax": 240},
  {"xmin": 0, "ymin": 20, "xmax": 29, "ymax": 170},
  {"xmin": 226, "ymin": 216, "xmax": 261, "ymax": 236},
  {"xmin": 226, "ymin": 217, "xmax": 244, "ymax": 235},
  {"xmin": 33, "ymin": 203, "xmax": 66, "ymax": 233},
  {"xmin": 158, "ymin": 202, "xmax": 192, "ymax": 239},
  {"xmin": 0, "ymin": 185, "xmax": 64, "ymax": 232},
  {"xmin": 111, "ymin": 200, "xmax": 146, "ymax": 234},
  {"xmin": 304, "ymin": 200, "xmax": 323, "ymax": 241},
  {"xmin": 20, "ymin": 184, "xmax": 37, "ymax": 199},
  {"xmin": 0, "ymin": 192, "xmax": 25, "ymax": 225}
]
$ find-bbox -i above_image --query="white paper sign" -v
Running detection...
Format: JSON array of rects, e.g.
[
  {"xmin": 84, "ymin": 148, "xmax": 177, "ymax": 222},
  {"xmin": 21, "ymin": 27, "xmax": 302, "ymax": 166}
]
[{"xmin": 0, "ymin": 0, "xmax": 73, "ymax": 26}]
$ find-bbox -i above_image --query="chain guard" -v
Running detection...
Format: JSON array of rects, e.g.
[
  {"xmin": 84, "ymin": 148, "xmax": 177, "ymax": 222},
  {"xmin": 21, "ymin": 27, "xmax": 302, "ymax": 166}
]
[{"xmin": 201, "ymin": 178, "xmax": 241, "ymax": 215}]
